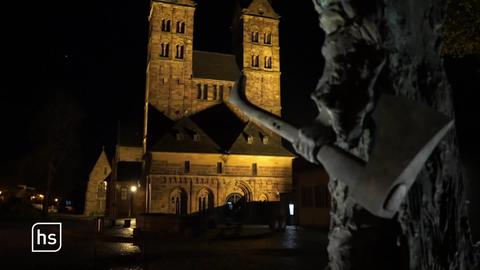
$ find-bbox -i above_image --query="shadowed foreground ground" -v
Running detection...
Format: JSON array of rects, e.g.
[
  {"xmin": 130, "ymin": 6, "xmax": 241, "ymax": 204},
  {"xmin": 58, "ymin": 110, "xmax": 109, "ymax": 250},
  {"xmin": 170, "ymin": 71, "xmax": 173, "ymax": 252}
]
[{"xmin": 0, "ymin": 216, "xmax": 328, "ymax": 270}]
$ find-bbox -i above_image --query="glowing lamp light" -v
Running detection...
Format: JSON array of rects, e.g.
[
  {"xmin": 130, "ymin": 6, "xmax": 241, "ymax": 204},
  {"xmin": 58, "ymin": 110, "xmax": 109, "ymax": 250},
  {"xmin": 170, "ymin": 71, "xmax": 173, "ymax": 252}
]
[
  {"xmin": 289, "ymin": 203, "xmax": 295, "ymax": 216},
  {"xmin": 38, "ymin": 194, "xmax": 44, "ymax": 199},
  {"xmin": 54, "ymin": 198, "xmax": 59, "ymax": 203},
  {"xmin": 130, "ymin": 186, "xmax": 137, "ymax": 193},
  {"xmin": 0, "ymin": 190, "xmax": 2, "ymax": 195}
]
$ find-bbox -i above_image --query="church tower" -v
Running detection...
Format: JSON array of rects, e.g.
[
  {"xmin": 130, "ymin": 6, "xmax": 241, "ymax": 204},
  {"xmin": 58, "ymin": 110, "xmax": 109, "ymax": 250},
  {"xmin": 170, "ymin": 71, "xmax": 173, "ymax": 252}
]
[
  {"xmin": 146, "ymin": 0, "xmax": 196, "ymax": 121},
  {"xmin": 233, "ymin": 0, "xmax": 282, "ymax": 116}
]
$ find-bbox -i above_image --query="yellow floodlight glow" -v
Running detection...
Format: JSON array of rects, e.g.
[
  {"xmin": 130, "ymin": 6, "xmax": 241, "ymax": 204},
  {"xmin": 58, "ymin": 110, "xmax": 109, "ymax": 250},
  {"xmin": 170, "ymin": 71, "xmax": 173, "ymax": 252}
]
[{"xmin": 130, "ymin": 185, "xmax": 137, "ymax": 193}]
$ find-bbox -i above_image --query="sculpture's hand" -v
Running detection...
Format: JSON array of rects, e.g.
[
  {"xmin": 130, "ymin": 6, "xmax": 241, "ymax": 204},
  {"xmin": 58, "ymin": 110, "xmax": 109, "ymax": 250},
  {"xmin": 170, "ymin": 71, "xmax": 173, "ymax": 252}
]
[{"xmin": 293, "ymin": 121, "xmax": 336, "ymax": 164}]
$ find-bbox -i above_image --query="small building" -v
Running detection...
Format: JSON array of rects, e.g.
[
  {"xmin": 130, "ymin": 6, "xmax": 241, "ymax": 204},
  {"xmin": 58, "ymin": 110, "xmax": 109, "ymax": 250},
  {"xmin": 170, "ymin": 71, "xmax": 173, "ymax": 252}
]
[
  {"xmin": 293, "ymin": 158, "xmax": 330, "ymax": 228},
  {"xmin": 84, "ymin": 148, "xmax": 111, "ymax": 216}
]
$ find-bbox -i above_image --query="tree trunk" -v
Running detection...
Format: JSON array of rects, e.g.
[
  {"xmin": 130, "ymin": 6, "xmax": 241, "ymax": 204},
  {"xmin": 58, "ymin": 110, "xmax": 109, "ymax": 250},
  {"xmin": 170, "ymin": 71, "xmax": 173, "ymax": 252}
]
[{"xmin": 311, "ymin": 0, "xmax": 479, "ymax": 269}]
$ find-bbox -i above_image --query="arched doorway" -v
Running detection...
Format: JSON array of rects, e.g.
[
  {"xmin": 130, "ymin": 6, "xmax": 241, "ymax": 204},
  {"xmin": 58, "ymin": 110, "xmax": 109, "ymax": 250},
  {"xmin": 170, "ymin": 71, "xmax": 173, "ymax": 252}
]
[
  {"xmin": 225, "ymin": 192, "xmax": 248, "ymax": 222},
  {"xmin": 169, "ymin": 187, "xmax": 188, "ymax": 215},
  {"xmin": 226, "ymin": 192, "xmax": 243, "ymax": 208},
  {"xmin": 197, "ymin": 188, "xmax": 214, "ymax": 212}
]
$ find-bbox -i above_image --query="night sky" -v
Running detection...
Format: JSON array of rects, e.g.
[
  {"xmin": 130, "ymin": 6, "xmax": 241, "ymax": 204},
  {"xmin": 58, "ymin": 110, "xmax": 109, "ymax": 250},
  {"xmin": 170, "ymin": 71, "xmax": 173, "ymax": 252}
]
[
  {"xmin": 1, "ymin": 1, "xmax": 323, "ymax": 199},
  {"xmin": 1, "ymin": 0, "xmax": 479, "ymax": 209}
]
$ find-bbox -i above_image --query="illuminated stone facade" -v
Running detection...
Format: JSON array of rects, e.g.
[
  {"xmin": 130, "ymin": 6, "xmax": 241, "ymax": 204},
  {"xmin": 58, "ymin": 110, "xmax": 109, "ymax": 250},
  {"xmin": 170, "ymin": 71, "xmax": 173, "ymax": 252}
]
[
  {"xmin": 84, "ymin": 149, "xmax": 111, "ymax": 216},
  {"xmin": 111, "ymin": 0, "xmax": 292, "ymax": 217}
]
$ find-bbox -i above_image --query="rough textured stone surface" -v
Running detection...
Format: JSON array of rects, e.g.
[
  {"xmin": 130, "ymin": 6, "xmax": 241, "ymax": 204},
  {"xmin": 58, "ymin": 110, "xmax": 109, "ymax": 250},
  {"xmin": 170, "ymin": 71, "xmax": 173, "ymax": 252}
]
[
  {"xmin": 84, "ymin": 149, "xmax": 111, "ymax": 216},
  {"xmin": 309, "ymin": 0, "xmax": 479, "ymax": 269}
]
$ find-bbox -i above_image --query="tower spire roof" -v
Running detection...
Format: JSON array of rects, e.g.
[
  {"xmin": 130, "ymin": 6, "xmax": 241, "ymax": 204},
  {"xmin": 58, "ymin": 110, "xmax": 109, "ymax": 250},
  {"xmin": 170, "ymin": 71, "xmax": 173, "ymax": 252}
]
[{"xmin": 243, "ymin": 0, "xmax": 279, "ymax": 19}]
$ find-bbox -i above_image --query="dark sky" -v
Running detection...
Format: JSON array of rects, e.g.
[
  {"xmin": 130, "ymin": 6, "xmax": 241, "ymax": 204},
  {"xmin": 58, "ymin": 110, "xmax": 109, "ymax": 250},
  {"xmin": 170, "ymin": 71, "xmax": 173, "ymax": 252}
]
[
  {"xmin": 1, "ymin": 0, "xmax": 479, "ymax": 212},
  {"xmin": 0, "ymin": 0, "xmax": 323, "ymax": 196}
]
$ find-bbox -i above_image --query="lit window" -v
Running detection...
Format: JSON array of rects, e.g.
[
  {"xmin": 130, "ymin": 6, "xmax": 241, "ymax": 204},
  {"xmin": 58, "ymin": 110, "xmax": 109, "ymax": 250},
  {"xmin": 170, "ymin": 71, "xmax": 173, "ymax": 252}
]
[
  {"xmin": 289, "ymin": 204, "xmax": 294, "ymax": 216},
  {"xmin": 261, "ymin": 134, "xmax": 269, "ymax": 144}
]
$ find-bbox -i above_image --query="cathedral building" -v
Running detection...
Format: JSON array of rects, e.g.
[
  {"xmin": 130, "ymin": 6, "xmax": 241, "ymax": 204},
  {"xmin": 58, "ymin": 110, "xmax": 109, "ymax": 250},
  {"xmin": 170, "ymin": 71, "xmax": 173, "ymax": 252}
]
[{"xmin": 108, "ymin": 0, "xmax": 294, "ymax": 218}]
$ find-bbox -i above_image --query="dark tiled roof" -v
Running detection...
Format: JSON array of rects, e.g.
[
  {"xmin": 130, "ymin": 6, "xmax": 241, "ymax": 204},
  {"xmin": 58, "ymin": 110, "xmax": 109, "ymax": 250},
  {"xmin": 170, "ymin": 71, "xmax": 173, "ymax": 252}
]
[
  {"xmin": 229, "ymin": 121, "xmax": 293, "ymax": 156},
  {"xmin": 150, "ymin": 117, "xmax": 221, "ymax": 153},
  {"xmin": 146, "ymin": 103, "xmax": 293, "ymax": 156},
  {"xmin": 242, "ymin": 0, "xmax": 279, "ymax": 19},
  {"xmin": 190, "ymin": 103, "xmax": 246, "ymax": 151},
  {"xmin": 116, "ymin": 161, "xmax": 142, "ymax": 181},
  {"xmin": 192, "ymin": 51, "xmax": 240, "ymax": 81},
  {"xmin": 147, "ymin": 104, "xmax": 175, "ymax": 149}
]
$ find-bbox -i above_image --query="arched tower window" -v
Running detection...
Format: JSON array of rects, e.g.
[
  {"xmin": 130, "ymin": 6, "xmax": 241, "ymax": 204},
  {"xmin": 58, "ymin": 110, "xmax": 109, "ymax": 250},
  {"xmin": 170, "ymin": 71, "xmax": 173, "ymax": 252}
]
[
  {"xmin": 251, "ymin": 31, "xmax": 259, "ymax": 43},
  {"xmin": 175, "ymin": 44, "xmax": 184, "ymax": 59},
  {"xmin": 264, "ymin": 56, "xmax": 272, "ymax": 69},
  {"xmin": 161, "ymin": 19, "xmax": 171, "ymax": 32},
  {"xmin": 264, "ymin": 32, "xmax": 272, "ymax": 44},
  {"xmin": 251, "ymin": 55, "xmax": 259, "ymax": 67},
  {"xmin": 160, "ymin": 43, "xmax": 170, "ymax": 57},
  {"xmin": 176, "ymin": 21, "xmax": 185, "ymax": 33}
]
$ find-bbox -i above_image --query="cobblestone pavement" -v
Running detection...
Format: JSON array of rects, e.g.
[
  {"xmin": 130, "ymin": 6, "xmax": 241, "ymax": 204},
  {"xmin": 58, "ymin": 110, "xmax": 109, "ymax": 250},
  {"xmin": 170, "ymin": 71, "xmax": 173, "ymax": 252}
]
[{"xmin": 98, "ymin": 224, "xmax": 328, "ymax": 270}]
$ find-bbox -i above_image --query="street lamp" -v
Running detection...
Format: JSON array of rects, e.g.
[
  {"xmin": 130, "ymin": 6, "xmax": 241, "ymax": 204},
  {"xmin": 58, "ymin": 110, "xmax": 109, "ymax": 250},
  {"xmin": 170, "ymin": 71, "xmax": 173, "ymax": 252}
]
[{"xmin": 129, "ymin": 185, "xmax": 137, "ymax": 217}]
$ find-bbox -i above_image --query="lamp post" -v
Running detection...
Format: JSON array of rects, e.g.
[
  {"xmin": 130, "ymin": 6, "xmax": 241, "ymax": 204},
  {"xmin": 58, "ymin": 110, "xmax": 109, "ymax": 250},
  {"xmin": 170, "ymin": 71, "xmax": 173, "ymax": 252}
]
[{"xmin": 129, "ymin": 185, "xmax": 137, "ymax": 217}]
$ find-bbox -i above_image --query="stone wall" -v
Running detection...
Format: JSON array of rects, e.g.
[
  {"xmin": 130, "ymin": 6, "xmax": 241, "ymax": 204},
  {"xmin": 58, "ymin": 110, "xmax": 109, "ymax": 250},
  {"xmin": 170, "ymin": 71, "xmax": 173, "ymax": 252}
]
[
  {"xmin": 147, "ymin": 152, "xmax": 292, "ymax": 214},
  {"xmin": 84, "ymin": 150, "xmax": 111, "ymax": 216},
  {"xmin": 147, "ymin": 1, "xmax": 195, "ymax": 120}
]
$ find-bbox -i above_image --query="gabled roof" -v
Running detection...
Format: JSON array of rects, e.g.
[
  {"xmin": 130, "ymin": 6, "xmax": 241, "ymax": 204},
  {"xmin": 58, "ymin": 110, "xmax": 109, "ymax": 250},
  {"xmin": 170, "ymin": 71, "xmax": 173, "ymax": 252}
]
[
  {"xmin": 147, "ymin": 104, "xmax": 175, "ymax": 149},
  {"xmin": 190, "ymin": 103, "xmax": 246, "ymax": 151},
  {"xmin": 152, "ymin": 0, "xmax": 196, "ymax": 7},
  {"xmin": 150, "ymin": 117, "xmax": 221, "ymax": 153},
  {"xmin": 243, "ymin": 0, "xmax": 279, "ymax": 19},
  {"xmin": 146, "ymin": 103, "xmax": 293, "ymax": 156},
  {"xmin": 192, "ymin": 50, "xmax": 240, "ymax": 81},
  {"xmin": 229, "ymin": 121, "xmax": 293, "ymax": 156},
  {"xmin": 89, "ymin": 148, "xmax": 112, "ymax": 180}
]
